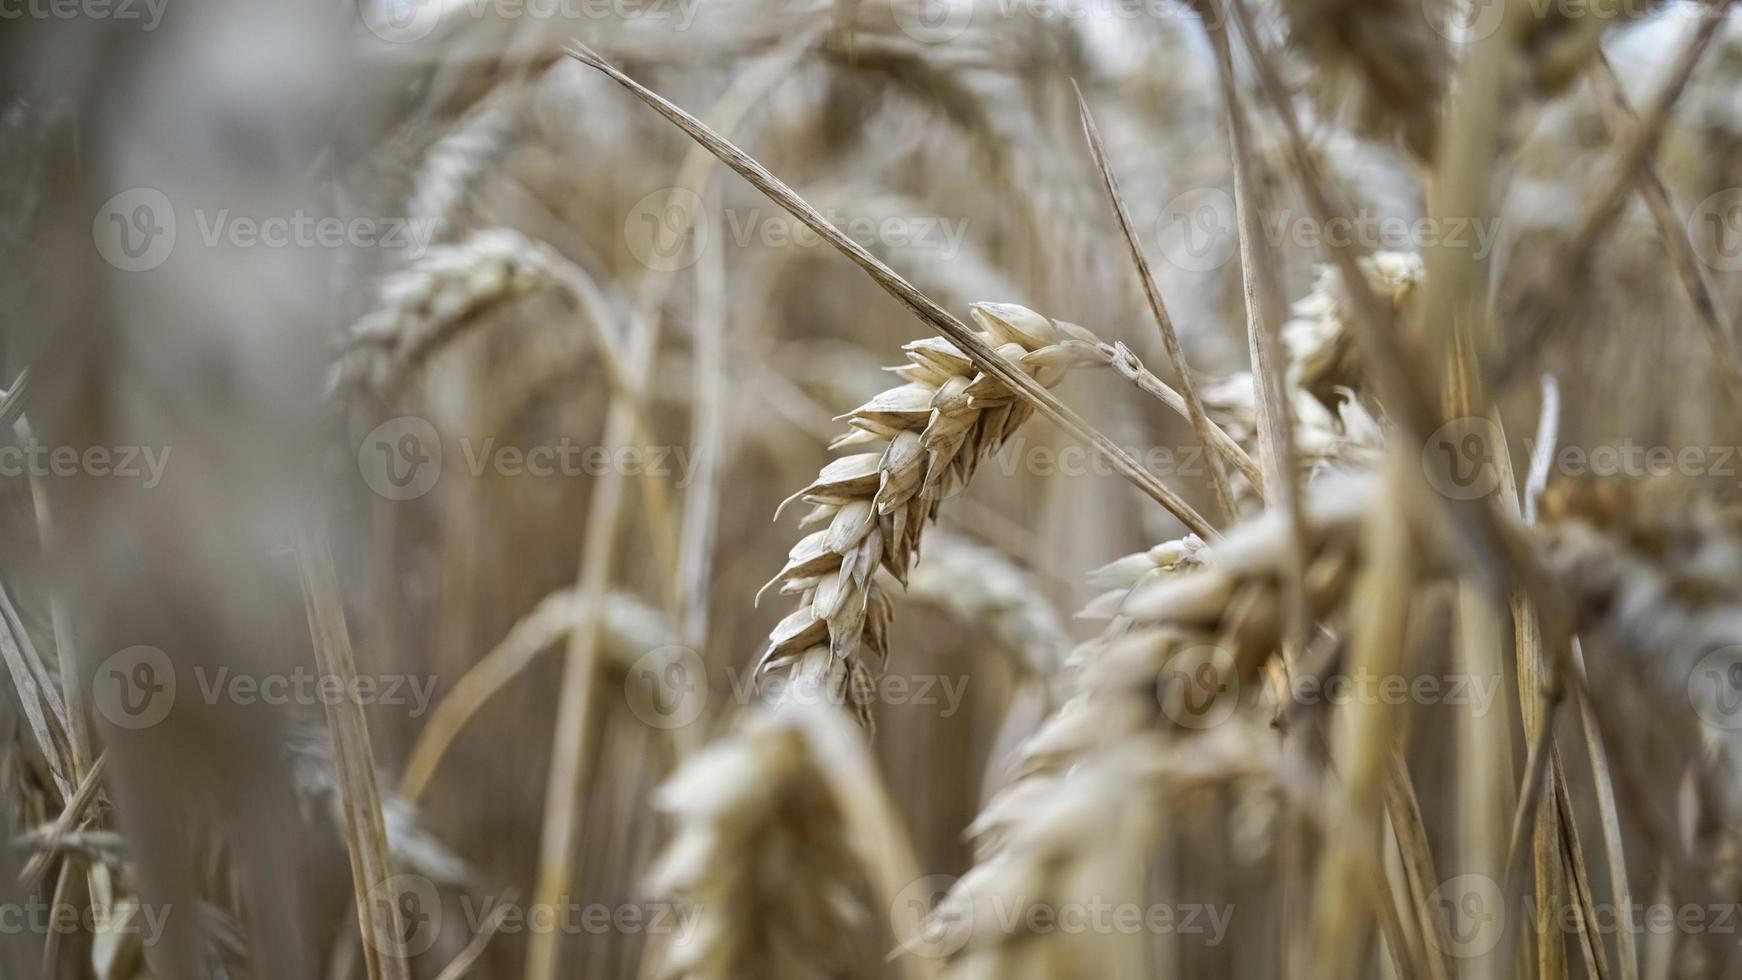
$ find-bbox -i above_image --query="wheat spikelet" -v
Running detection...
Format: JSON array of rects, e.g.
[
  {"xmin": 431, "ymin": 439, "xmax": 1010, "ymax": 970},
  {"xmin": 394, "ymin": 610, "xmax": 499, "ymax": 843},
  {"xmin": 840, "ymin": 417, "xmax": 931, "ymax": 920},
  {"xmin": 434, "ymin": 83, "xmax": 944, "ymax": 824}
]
[
  {"xmin": 920, "ymin": 472, "xmax": 1385, "ymax": 969},
  {"xmin": 1539, "ymin": 478, "xmax": 1742, "ymax": 647},
  {"xmin": 284, "ymin": 727, "xmax": 473, "ymax": 886},
  {"xmin": 1068, "ymin": 473, "xmax": 1379, "ymax": 747},
  {"xmin": 648, "ymin": 701, "xmax": 920, "ymax": 980},
  {"xmin": 926, "ymin": 725, "xmax": 1280, "ymax": 980},
  {"xmin": 756, "ymin": 302, "xmax": 1100, "ymax": 727},
  {"xmin": 1519, "ymin": 0, "xmax": 1669, "ymax": 95},
  {"xmin": 334, "ymin": 228, "xmax": 588, "ymax": 395},
  {"xmin": 404, "ymin": 86, "xmax": 524, "ymax": 245},
  {"xmin": 1279, "ymin": 0, "xmax": 1448, "ymax": 161},
  {"xmin": 1196, "ymin": 253, "xmax": 1416, "ymax": 490},
  {"xmin": 903, "ymin": 530, "xmax": 1072, "ymax": 686},
  {"xmin": 1539, "ymin": 479, "xmax": 1742, "ymax": 771},
  {"xmin": 1281, "ymin": 251, "xmax": 1423, "ymax": 407},
  {"xmin": 1042, "ymin": 307, "xmax": 1398, "ymax": 786},
  {"xmin": 1077, "ymin": 533, "xmax": 1210, "ymax": 622}
]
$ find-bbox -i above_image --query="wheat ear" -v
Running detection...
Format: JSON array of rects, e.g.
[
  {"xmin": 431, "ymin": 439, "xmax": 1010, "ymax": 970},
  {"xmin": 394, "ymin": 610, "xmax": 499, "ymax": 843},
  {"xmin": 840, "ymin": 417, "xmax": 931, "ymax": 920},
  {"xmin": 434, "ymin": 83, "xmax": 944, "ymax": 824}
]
[
  {"xmin": 649, "ymin": 702, "xmax": 931, "ymax": 980},
  {"xmin": 757, "ymin": 303, "xmax": 1100, "ymax": 727},
  {"xmin": 335, "ymin": 228, "xmax": 628, "ymax": 399}
]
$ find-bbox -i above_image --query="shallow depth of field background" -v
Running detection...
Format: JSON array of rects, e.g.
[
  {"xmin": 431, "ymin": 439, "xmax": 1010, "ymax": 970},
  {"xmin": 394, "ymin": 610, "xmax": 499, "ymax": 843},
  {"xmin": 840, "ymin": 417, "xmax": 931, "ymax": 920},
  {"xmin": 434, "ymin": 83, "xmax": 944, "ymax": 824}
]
[{"xmin": 5, "ymin": 1, "xmax": 1742, "ymax": 978}]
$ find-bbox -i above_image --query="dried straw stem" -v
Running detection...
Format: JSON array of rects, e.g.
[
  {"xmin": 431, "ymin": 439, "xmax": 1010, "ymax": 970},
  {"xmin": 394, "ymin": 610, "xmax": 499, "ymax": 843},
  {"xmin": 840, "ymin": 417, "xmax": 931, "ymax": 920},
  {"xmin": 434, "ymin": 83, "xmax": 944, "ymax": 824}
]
[
  {"xmin": 293, "ymin": 521, "xmax": 409, "ymax": 980},
  {"xmin": 1089, "ymin": 340, "xmax": 1265, "ymax": 493},
  {"xmin": 1494, "ymin": 2, "xmax": 1732, "ymax": 390},
  {"xmin": 1589, "ymin": 49, "xmax": 1742, "ymax": 394},
  {"xmin": 525, "ymin": 46, "xmax": 807, "ymax": 978},
  {"xmin": 1075, "ymin": 83, "xmax": 1238, "ymax": 522},
  {"xmin": 565, "ymin": 41, "xmax": 1216, "ymax": 539},
  {"xmin": 399, "ymin": 588, "xmax": 668, "ymax": 802}
]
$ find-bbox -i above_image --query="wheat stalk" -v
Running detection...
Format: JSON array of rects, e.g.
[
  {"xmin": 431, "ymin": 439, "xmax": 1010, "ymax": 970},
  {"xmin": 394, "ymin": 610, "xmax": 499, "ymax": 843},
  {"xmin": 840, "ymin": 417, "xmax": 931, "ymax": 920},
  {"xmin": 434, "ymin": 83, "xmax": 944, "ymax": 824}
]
[
  {"xmin": 1075, "ymin": 83, "xmax": 1239, "ymax": 522},
  {"xmin": 902, "ymin": 530, "xmax": 1073, "ymax": 690},
  {"xmin": 293, "ymin": 521, "xmax": 409, "ymax": 980},
  {"xmin": 398, "ymin": 587, "xmax": 670, "ymax": 802}
]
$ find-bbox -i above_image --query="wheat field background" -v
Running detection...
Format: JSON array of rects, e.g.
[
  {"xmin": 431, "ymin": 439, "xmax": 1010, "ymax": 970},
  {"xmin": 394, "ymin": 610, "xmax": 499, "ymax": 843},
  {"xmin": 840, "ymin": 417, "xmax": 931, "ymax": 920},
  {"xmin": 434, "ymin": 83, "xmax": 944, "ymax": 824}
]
[{"xmin": 5, "ymin": 0, "xmax": 1742, "ymax": 977}]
